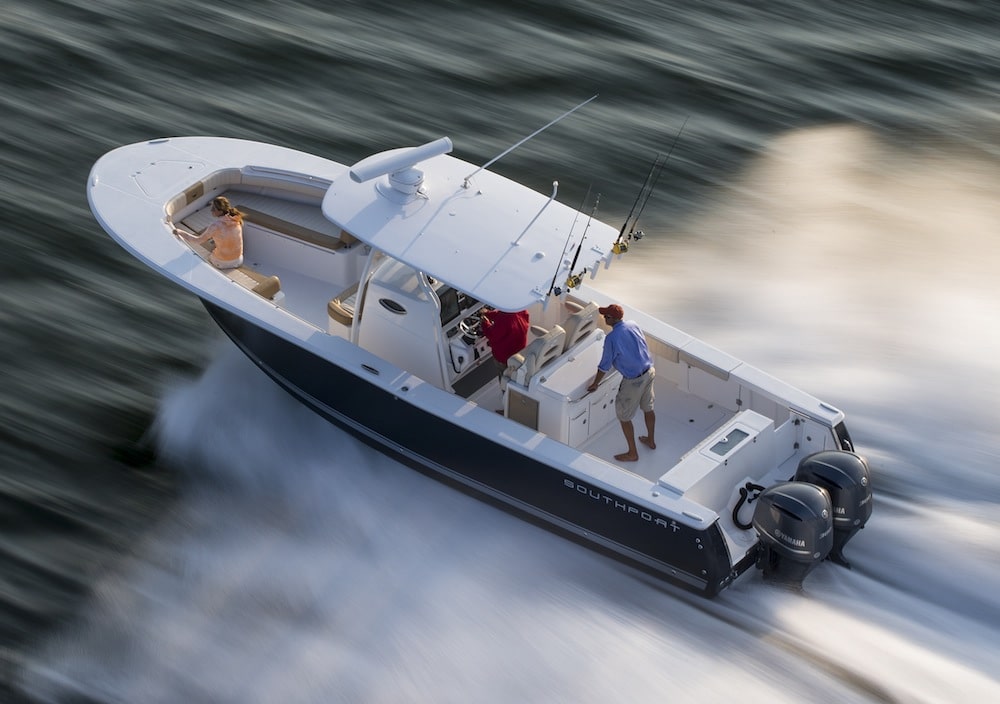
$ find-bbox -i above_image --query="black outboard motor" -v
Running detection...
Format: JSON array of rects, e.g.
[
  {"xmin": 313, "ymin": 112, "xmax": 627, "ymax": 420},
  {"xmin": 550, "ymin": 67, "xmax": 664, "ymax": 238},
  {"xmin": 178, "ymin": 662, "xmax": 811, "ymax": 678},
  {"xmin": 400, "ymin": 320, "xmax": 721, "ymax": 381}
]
[
  {"xmin": 752, "ymin": 482, "xmax": 833, "ymax": 590},
  {"xmin": 795, "ymin": 451, "xmax": 873, "ymax": 568}
]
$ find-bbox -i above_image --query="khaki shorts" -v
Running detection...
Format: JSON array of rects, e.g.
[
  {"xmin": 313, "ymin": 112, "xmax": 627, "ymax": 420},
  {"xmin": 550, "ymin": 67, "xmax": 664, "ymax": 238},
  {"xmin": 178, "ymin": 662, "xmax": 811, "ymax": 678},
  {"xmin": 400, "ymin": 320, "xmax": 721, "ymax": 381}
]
[{"xmin": 616, "ymin": 367, "xmax": 655, "ymax": 421}]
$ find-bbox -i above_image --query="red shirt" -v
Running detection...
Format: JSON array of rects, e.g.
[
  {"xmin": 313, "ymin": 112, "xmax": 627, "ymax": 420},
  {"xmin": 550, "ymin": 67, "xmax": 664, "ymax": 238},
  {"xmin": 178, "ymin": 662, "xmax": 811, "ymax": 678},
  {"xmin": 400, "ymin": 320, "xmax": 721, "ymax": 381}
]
[{"xmin": 481, "ymin": 310, "xmax": 530, "ymax": 364}]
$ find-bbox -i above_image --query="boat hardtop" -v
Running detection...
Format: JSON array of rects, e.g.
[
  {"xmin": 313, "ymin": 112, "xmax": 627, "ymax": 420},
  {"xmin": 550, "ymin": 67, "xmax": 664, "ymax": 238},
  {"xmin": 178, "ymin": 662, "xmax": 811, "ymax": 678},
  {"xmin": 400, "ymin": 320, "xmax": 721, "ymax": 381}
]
[{"xmin": 322, "ymin": 136, "xmax": 616, "ymax": 312}]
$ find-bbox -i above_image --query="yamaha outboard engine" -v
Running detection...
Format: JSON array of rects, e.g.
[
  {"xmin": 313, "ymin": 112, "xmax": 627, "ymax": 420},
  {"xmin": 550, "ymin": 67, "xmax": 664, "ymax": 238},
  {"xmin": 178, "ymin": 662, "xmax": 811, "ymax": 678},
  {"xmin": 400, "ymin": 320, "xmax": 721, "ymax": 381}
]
[
  {"xmin": 752, "ymin": 482, "xmax": 833, "ymax": 590},
  {"xmin": 795, "ymin": 450, "xmax": 873, "ymax": 568}
]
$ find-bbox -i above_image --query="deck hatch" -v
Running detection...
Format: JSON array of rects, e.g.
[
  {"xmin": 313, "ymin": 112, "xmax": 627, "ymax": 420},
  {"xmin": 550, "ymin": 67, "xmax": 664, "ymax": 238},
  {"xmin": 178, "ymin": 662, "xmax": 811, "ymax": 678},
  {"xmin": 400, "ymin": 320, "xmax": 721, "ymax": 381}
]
[{"xmin": 709, "ymin": 429, "xmax": 749, "ymax": 456}]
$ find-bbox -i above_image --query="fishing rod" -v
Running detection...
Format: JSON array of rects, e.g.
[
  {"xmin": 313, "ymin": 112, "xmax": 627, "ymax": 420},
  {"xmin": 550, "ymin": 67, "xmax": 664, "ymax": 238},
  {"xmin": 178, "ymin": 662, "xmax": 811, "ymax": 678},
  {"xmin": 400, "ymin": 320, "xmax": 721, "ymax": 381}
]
[
  {"xmin": 612, "ymin": 153, "xmax": 665, "ymax": 254},
  {"xmin": 616, "ymin": 152, "xmax": 662, "ymax": 243},
  {"xmin": 631, "ymin": 116, "xmax": 688, "ymax": 228},
  {"xmin": 613, "ymin": 116, "xmax": 689, "ymax": 254},
  {"xmin": 548, "ymin": 185, "xmax": 591, "ymax": 296},
  {"xmin": 562, "ymin": 192, "xmax": 600, "ymax": 292}
]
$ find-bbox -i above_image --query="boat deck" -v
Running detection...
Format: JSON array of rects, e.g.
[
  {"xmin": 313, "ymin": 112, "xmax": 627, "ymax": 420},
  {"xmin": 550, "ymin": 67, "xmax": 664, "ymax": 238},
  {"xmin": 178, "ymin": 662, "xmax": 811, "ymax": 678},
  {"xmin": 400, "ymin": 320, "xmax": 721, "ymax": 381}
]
[
  {"xmin": 583, "ymin": 379, "xmax": 734, "ymax": 482},
  {"xmin": 471, "ymin": 372, "xmax": 734, "ymax": 483},
  {"xmin": 252, "ymin": 263, "xmax": 334, "ymax": 329}
]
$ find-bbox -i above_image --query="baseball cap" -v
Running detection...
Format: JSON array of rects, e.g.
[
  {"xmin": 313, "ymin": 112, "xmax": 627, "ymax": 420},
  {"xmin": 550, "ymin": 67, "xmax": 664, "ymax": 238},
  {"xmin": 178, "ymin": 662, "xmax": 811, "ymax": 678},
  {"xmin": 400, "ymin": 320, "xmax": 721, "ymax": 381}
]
[{"xmin": 598, "ymin": 304, "xmax": 624, "ymax": 320}]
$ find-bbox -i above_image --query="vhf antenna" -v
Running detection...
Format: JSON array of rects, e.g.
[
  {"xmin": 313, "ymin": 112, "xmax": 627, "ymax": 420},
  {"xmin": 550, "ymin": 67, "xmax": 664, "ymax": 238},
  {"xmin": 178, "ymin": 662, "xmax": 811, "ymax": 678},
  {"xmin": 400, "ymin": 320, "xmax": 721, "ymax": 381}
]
[{"xmin": 463, "ymin": 95, "xmax": 598, "ymax": 189}]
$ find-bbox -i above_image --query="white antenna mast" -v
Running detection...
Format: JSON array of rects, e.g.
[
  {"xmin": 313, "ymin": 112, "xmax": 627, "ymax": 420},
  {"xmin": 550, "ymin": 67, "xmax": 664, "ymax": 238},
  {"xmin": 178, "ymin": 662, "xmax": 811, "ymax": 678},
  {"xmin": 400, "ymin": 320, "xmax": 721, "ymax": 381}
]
[{"xmin": 462, "ymin": 94, "xmax": 598, "ymax": 189}]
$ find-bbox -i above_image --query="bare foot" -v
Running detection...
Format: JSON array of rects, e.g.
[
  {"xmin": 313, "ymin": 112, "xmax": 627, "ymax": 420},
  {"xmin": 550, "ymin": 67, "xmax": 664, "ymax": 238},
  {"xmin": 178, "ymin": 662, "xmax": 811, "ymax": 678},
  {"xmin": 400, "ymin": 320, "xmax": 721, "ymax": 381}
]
[
  {"xmin": 614, "ymin": 452, "xmax": 639, "ymax": 462},
  {"xmin": 639, "ymin": 436, "xmax": 656, "ymax": 450}
]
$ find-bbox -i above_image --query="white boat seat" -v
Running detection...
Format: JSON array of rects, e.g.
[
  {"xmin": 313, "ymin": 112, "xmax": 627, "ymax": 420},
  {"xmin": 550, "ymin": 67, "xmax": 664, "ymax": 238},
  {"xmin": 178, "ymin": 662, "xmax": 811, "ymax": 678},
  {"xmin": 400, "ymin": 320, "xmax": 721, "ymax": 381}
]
[
  {"xmin": 238, "ymin": 205, "xmax": 358, "ymax": 251},
  {"xmin": 529, "ymin": 324, "xmax": 549, "ymax": 337},
  {"xmin": 560, "ymin": 301, "xmax": 599, "ymax": 353},
  {"xmin": 504, "ymin": 325, "xmax": 565, "ymax": 388}
]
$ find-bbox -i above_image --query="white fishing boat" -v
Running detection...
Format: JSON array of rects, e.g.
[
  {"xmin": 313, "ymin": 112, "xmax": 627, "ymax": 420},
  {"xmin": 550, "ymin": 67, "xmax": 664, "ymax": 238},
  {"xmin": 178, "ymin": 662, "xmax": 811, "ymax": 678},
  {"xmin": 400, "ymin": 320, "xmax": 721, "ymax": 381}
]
[{"xmin": 88, "ymin": 113, "xmax": 872, "ymax": 597}]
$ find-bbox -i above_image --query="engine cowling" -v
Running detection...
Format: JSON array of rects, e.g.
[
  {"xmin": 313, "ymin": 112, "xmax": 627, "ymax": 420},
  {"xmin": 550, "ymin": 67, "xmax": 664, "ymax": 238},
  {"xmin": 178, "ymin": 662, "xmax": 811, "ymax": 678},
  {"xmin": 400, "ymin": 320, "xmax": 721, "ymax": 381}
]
[
  {"xmin": 794, "ymin": 450, "xmax": 873, "ymax": 568},
  {"xmin": 752, "ymin": 481, "xmax": 833, "ymax": 590}
]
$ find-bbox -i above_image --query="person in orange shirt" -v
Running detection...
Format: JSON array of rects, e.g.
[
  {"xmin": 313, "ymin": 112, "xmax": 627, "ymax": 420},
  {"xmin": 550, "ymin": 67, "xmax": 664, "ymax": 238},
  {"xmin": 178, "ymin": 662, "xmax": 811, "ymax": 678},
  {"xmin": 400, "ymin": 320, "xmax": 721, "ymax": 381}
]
[{"xmin": 174, "ymin": 196, "xmax": 244, "ymax": 269}]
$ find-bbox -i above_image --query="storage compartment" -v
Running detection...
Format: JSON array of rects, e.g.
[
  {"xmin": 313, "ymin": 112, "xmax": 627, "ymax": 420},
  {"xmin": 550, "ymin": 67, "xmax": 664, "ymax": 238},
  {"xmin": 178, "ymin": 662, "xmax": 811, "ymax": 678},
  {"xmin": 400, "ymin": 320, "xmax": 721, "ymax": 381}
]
[{"xmin": 658, "ymin": 410, "xmax": 775, "ymax": 510}]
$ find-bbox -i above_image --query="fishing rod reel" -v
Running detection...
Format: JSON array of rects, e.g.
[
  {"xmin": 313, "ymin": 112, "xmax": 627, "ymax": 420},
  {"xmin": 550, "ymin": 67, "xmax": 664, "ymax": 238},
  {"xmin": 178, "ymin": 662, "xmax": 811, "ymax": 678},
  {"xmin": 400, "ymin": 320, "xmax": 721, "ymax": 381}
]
[
  {"xmin": 551, "ymin": 268, "xmax": 587, "ymax": 297},
  {"xmin": 612, "ymin": 229, "xmax": 644, "ymax": 255},
  {"xmin": 565, "ymin": 270, "xmax": 585, "ymax": 290}
]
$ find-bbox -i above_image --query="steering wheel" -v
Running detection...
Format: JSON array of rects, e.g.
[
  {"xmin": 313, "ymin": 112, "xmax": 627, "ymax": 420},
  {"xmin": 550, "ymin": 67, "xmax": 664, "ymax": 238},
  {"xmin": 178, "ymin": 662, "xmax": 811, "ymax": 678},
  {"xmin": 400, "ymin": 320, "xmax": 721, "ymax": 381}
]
[{"xmin": 459, "ymin": 312, "xmax": 483, "ymax": 339}]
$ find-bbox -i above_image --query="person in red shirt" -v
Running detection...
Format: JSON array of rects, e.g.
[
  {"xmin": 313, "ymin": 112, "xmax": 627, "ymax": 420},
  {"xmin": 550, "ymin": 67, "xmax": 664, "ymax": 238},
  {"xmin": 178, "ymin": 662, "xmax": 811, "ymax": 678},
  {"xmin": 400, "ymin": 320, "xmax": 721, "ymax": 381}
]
[{"xmin": 480, "ymin": 308, "xmax": 530, "ymax": 379}]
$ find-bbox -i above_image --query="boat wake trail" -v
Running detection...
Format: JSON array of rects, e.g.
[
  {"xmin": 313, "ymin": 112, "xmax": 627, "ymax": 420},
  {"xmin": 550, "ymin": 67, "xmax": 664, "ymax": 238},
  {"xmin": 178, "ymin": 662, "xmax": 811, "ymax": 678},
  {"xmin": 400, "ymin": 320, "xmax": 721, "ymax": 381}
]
[{"xmin": 20, "ymin": 126, "xmax": 1000, "ymax": 703}]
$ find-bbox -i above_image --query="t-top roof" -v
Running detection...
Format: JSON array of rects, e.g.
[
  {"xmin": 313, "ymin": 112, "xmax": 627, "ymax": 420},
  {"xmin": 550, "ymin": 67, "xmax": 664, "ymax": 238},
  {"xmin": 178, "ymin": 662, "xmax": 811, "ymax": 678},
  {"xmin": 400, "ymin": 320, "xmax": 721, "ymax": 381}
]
[{"xmin": 321, "ymin": 142, "xmax": 616, "ymax": 312}]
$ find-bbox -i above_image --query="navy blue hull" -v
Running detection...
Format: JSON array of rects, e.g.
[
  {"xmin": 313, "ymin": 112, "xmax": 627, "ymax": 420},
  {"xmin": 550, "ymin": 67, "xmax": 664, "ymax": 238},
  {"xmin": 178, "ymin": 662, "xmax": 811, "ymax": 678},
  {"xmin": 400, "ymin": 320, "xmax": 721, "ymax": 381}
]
[{"xmin": 204, "ymin": 302, "xmax": 754, "ymax": 596}]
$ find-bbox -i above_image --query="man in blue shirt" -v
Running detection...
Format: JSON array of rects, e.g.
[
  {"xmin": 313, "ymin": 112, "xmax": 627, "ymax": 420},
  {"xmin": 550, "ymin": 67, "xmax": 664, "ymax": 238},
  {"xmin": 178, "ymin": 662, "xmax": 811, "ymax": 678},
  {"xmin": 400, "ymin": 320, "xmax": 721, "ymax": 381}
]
[{"xmin": 587, "ymin": 304, "xmax": 656, "ymax": 462}]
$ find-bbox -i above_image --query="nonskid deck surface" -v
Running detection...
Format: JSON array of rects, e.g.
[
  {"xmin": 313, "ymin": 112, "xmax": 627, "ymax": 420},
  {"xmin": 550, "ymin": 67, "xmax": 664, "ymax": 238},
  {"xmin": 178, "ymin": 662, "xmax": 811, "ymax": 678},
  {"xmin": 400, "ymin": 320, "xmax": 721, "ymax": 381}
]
[
  {"xmin": 251, "ymin": 263, "xmax": 336, "ymax": 329},
  {"xmin": 470, "ymin": 373, "xmax": 735, "ymax": 484},
  {"xmin": 580, "ymin": 378, "xmax": 734, "ymax": 483}
]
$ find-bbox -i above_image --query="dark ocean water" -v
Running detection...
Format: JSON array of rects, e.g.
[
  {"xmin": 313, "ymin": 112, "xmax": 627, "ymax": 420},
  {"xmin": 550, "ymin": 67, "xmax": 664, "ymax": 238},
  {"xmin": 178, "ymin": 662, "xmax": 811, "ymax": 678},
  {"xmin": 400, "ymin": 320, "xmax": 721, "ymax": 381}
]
[{"xmin": 2, "ymin": 1, "xmax": 999, "ymax": 702}]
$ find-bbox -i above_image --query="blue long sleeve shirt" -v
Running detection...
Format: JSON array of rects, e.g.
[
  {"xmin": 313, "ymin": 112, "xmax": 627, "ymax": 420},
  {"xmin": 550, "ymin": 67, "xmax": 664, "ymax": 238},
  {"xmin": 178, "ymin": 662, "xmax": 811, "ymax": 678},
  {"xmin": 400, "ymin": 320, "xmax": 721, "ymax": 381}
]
[{"xmin": 597, "ymin": 320, "xmax": 653, "ymax": 379}]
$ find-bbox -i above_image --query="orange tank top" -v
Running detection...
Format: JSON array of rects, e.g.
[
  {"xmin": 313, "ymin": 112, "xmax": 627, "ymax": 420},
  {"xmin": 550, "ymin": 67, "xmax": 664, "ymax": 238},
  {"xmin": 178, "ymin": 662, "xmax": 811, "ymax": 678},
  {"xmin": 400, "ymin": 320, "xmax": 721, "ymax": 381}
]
[{"xmin": 205, "ymin": 215, "xmax": 243, "ymax": 261}]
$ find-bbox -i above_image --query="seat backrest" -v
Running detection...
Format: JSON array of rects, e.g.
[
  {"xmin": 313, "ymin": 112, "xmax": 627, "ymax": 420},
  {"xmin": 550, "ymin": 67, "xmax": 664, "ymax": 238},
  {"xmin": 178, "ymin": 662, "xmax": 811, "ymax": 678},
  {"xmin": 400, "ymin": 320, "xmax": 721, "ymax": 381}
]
[
  {"xmin": 505, "ymin": 325, "xmax": 565, "ymax": 387},
  {"xmin": 561, "ymin": 301, "xmax": 599, "ymax": 353}
]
